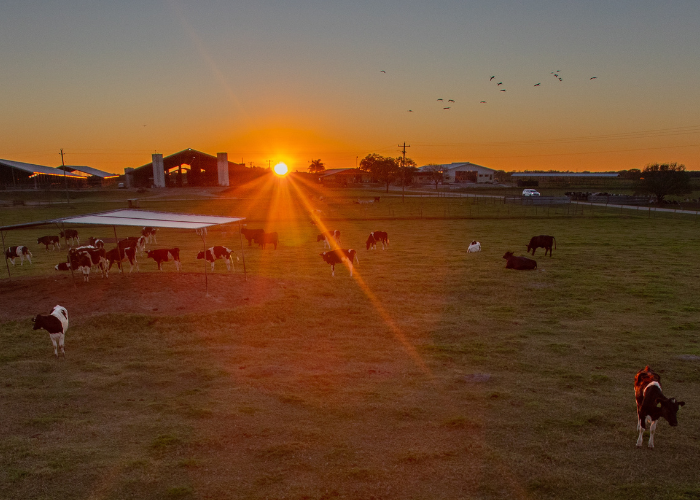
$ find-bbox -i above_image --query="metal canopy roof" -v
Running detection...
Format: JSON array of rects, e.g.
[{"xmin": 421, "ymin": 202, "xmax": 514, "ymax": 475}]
[
  {"xmin": 0, "ymin": 159, "xmax": 85, "ymax": 178},
  {"xmin": 59, "ymin": 209, "xmax": 243, "ymax": 229},
  {"xmin": 58, "ymin": 165, "xmax": 119, "ymax": 178}
]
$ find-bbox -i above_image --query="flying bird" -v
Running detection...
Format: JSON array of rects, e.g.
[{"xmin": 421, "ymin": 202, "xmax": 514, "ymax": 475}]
[
  {"xmin": 490, "ymin": 76, "xmax": 495, "ymax": 81},
  {"xmin": 443, "ymin": 107, "xmax": 451, "ymax": 110},
  {"xmin": 437, "ymin": 98, "xmax": 443, "ymax": 101},
  {"xmin": 558, "ymin": 78, "xmax": 562, "ymax": 81},
  {"xmin": 380, "ymin": 70, "xmax": 386, "ymax": 73},
  {"xmin": 534, "ymin": 83, "xmax": 541, "ymax": 86},
  {"xmin": 408, "ymin": 110, "xmax": 413, "ymax": 112},
  {"xmin": 448, "ymin": 99, "xmax": 455, "ymax": 103},
  {"xmin": 590, "ymin": 76, "xmax": 597, "ymax": 80},
  {"xmin": 500, "ymin": 89, "xmax": 506, "ymax": 92},
  {"xmin": 479, "ymin": 101, "xmax": 487, "ymax": 103},
  {"xmin": 497, "ymin": 82, "xmax": 503, "ymax": 86}
]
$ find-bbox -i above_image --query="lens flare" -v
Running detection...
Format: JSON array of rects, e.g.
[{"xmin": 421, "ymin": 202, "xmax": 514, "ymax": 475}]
[{"xmin": 274, "ymin": 163, "xmax": 288, "ymax": 176}]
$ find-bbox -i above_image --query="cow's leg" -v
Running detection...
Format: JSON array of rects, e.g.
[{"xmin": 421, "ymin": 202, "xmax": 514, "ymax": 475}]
[
  {"xmin": 331, "ymin": 264, "xmax": 335, "ymax": 277},
  {"xmin": 59, "ymin": 333, "xmax": 65, "ymax": 358},
  {"xmin": 211, "ymin": 261, "xmax": 215, "ymax": 271},
  {"xmin": 225, "ymin": 259, "xmax": 231, "ymax": 271},
  {"xmin": 50, "ymin": 334, "xmax": 59, "ymax": 358},
  {"xmin": 176, "ymin": 260, "xmax": 181, "ymax": 271},
  {"xmin": 349, "ymin": 263, "xmax": 353, "ymax": 277},
  {"xmin": 636, "ymin": 417, "xmax": 644, "ymax": 447},
  {"xmin": 648, "ymin": 419, "xmax": 657, "ymax": 449}
]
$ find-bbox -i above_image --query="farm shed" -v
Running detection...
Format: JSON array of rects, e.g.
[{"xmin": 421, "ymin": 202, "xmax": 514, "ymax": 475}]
[
  {"xmin": 0, "ymin": 159, "xmax": 86, "ymax": 189},
  {"xmin": 56, "ymin": 165, "xmax": 119, "ymax": 187},
  {"xmin": 416, "ymin": 162, "xmax": 496, "ymax": 184},
  {"xmin": 319, "ymin": 168, "xmax": 370, "ymax": 185},
  {"xmin": 0, "ymin": 209, "xmax": 246, "ymax": 294}
]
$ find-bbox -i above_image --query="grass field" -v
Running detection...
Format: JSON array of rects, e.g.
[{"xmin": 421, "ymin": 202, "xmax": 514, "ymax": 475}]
[{"xmin": 1, "ymin": 180, "xmax": 699, "ymax": 499}]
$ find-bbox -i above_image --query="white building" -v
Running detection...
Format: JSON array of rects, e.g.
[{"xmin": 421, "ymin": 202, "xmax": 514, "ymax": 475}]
[{"xmin": 417, "ymin": 162, "xmax": 496, "ymax": 184}]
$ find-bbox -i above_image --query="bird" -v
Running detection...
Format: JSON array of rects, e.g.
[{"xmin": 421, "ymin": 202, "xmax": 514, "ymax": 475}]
[
  {"xmin": 558, "ymin": 77, "xmax": 562, "ymax": 81},
  {"xmin": 497, "ymin": 82, "xmax": 503, "ymax": 86},
  {"xmin": 408, "ymin": 110, "xmax": 413, "ymax": 112},
  {"xmin": 500, "ymin": 89, "xmax": 506, "ymax": 92},
  {"xmin": 437, "ymin": 98, "xmax": 443, "ymax": 101},
  {"xmin": 380, "ymin": 70, "xmax": 386, "ymax": 73},
  {"xmin": 479, "ymin": 101, "xmax": 487, "ymax": 103},
  {"xmin": 448, "ymin": 99, "xmax": 455, "ymax": 103},
  {"xmin": 590, "ymin": 76, "xmax": 597, "ymax": 80},
  {"xmin": 534, "ymin": 83, "xmax": 541, "ymax": 86},
  {"xmin": 443, "ymin": 107, "xmax": 451, "ymax": 110},
  {"xmin": 490, "ymin": 76, "xmax": 495, "ymax": 81}
]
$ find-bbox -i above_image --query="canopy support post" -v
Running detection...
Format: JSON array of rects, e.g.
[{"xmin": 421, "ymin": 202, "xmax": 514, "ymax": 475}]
[
  {"xmin": 1, "ymin": 230, "xmax": 10, "ymax": 280},
  {"xmin": 113, "ymin": 226, "xmax": 123, "ymax": 274},
  {"xmin": 238, "ymin": 221, "xmax": 247, "ymax": 282}
]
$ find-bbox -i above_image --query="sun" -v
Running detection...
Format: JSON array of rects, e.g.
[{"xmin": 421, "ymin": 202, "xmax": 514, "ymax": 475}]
[{"xmin": 273, "ymin": 162, "xmax": 288, "ymax": 176}]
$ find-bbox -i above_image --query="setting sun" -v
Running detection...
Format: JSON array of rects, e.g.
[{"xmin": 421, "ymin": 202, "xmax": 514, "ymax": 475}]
[{"xmin": 274, "ymin": 162, "xmax": 288, "ymax": 176}]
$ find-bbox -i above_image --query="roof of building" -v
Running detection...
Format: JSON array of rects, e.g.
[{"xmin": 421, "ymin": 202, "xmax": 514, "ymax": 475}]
[
  {"xmin": 418, "ymin": 162, "xmax": 494, "ymax": 172},
  {"xmin": 133, "ymin": 148, "xmax": 243, "ymax": 173},
  {"xmin": 57, "ymin": 165, "xmax": 118, "ymax": 178},
  {"xmin": 319, "ymin": 168, "xmax": 360, "ymax": 177},
  {"xmin": 511, "ymin": 172, "xmax": 620, "ymax": 178},
  {"xmin": 0, "ymin": 159, "xmax": 85, "ymax": 178}
]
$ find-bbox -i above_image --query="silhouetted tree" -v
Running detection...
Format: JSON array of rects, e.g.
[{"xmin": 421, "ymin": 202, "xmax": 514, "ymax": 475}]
[
  {"xmin": 360, "ymin": 153, "xmax": 398, "ymax": 193},
  {"xmin": 308, "ymin": 159, "xmax": 326, "ymax": 174},
  {"xmin": 424, "ymin": 164, "xmax": 446, "ymax": 190},
  {"xmin": 635, "ymin": 162, "xmax": 691, "ymax": 204}
]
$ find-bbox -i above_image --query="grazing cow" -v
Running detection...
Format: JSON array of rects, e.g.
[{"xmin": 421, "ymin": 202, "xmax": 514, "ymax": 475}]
[
  {"xmin": 372, "ymin": 231, "xmax": 389, "ymax": 250},
  {"xmin": 635, "ymin": 366, "xmax": 685, "ymax": 449},
  {"xmin": 59, "ymin": 229, "xmax": 79, "ymax": 245},
  {"xmin": 527, "ymin": 235, "xmax": 556, "ymax": 257},
  {"xmin": 254, "ymin": 231, "xmax": 278, "ymax": 250},
  {"xmin": 118, "ymin": 236, "xmax": 146, "ymax": 254},
  {"xmin": 317, "ymin": 230, "xmax": 341, "ymax": 249},
  {"xmin": 320, "ymin": 248, "xmax": 359, "ymax": 277},
  {"xmin": 146, "ymin": 248, "xmax": 181, "ymax": 271},
  {"xmin": 5, "ymin": 246, "xmax": 32, "ymax": 265},
  {"xmin": 37, "ymin": 235, "xmax": 61, "ymax": 250},
  {"xmin": 87, "ymin": 237, "xmax": 105, "ymax": 249},
  {"xmin": 32, "ymin": 305, "xmax": 69, "ymax": 358},
  {"xmin": 366, "ymin": 233, "xmax": 377, "ymax": 250},
  {"xmin": 467, "ymin": 240, "xmax": 481, "ymax": 253},
  {"xmin": 142, "ymin": 226, "xmax": 158, "ymax": 244},
  {"xmin": 68, "ymin": 246, "xmax": 108, "ymax": 280},
  {"xmin": 503, "ymin": 251, "xmax": 537, "ymax": 270},
  {"xmin": 105, "ymin": 246, "xmax": 138, "ymax": 273},
  {"xmin": 197, "ymin": 246, "xmax": 236, "ymax": 271},
  {"xmin": 241, "ymin": 228, "xmax": 265, "ymax": 246}
]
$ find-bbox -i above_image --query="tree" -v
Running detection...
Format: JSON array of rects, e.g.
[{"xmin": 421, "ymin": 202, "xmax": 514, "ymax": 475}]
[
  {"xmin": 395, "ymin": 156, "xmax": 417, "ymax": 187},
  {"xmin": 308, "ymin": 159, "xmax": 326, "ymax": 174},
  {"xmin": 360, "ymin": 154, "xmax": 399, "ymax": 193},
  {"xmin": 635, "ymin": 162, "xmax": 691, "ymax": 204},
  {"xmin": 423, "ymin": 164, "xmax": 446, "ymax": 190}
]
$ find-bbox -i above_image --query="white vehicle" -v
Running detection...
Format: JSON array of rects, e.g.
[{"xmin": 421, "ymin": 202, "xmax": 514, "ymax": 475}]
[{"xmin": 522, "ymin": 189, "xmax": 541, "ymax": 197}]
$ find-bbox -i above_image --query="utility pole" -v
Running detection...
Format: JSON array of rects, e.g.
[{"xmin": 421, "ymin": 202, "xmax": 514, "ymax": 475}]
[
  {"xmin": 60, "ymin": 149, "xmax": 69, "ymax": 205},
  {"xmin": 398, "ymin": 142, "xmax": 410, "ymax": 202}
]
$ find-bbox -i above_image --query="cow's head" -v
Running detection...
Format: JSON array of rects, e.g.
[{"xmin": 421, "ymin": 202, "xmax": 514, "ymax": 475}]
[
  {"xmin": 503, "ymin": 251, "xmax": 514, "ymax": 259},
  {"xmin": 146, "ymin": 250, "xmax": 155, "ymax": 258},
  {"xmin": 196, "ymin": 251, "xmax": 206, "ymax": 260},
  {"xmin": 31, "ymin": 316, "xmax": 40, "ymax": 330},
  {"xmin": 55, "ymin": 262, "xmax": 70, "ymax": 271},
  {"xmin": 471, "ymin": 240, "xmax": 477, "ymax": 245},
  {"xmin": 658, "ymin": 397, "xmax": 685, "ymax": 426}
]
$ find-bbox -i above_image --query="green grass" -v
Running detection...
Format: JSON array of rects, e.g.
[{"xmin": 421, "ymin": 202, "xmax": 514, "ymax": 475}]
[{"xmin": 1, "ymin": 183, "xmax": 699, "ymax": 499}]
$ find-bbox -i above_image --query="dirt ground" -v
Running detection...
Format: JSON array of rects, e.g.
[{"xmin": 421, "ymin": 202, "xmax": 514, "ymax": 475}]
[{"xmin": 0, "ymin": 272, "xmax": 281, "ymax": 322}]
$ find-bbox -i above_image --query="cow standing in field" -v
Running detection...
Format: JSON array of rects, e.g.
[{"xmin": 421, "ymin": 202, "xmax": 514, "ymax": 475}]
[
  {"xmin": 503, "ymin": 251, "xmax": 537, "ymax": 270},
  {"xmin": 142, "ymin": 227, "xmax": 158, "ymax": 244},
  {"xmin": 59, "ymin": 229, "xmax": 79, "ymax": 246},
  {"xmin": 241, "ymin": 228, "xmax": 265, "ymax": 246},
  {"xmin": 32, "ymin": 305, "xmax": 69, "ymax": 358},
  {"xmin": 317, "ymin": 230, "xmax": 341, "ymax": 249},
  {"xmin": 527, "ymin": 235, "xmax": 556, "ymax": 256},
  {"xmin": 254, "ymin": 232, "xmax": 278, "ymax": 250},
  {"xmin": 467, "ymin": 241, "xmax": 481, "ymax": 253},
  {"xmin": 67, "ymin": 246, "xmax": 109, "ymax": 281},
  {"xmin": 5, "ymin": 246, "xmax": 32, "ymax": 265},
  {"xmin": 372, "ymin": 231, "xmax": 389, "ymax": 250},
  {"xmin": 37, "ymin": 236, "xmax": 60, "ymax": 250},
  {"xmin": 197, "ymin": 246, "xmax": 237, "ymax": 271},
  {"xmin": 635, "ymin": 366, "xmax": 685, "ymax": 449},
  {"xmin": 118, "ymin": 236, "xmax": 146, "ymax": 254},
  {"xmin": 366, "ymin": 233, "xmax": 377, "ymax": 250},
  {"xmin": 320, "ymin": 249, "xmax": 358, "ymax": 277},
  {"xmin": 87, "ymin": 237, "xmax": 105, "ymax": 249},
  {"xmin": 106, "ymin": 246, "xmax": 138, "ymax": 273},
  {"xmin": 147, "ymin": 248, "xmax": 181, "ymax": 271}
]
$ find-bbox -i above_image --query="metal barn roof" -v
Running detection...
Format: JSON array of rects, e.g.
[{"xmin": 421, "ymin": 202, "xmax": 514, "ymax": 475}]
[
  {"xmin": 0, "ymin": 159, "xmax": 85, "ymax": 178},
  {"xmin": 57, "ymin": 165, "xmax": 119, "ymax": 178}
]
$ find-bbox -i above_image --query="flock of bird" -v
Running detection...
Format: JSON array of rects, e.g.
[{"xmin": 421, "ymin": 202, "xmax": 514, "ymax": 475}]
[{"xmin": 381, "ymin": 69, "xmax": 598, "ymax": 113}]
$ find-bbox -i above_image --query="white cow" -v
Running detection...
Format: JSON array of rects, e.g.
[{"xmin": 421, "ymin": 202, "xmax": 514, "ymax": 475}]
[{"xmin": 467, "ymin": 240, "xmax": 481, "ymax": 253}]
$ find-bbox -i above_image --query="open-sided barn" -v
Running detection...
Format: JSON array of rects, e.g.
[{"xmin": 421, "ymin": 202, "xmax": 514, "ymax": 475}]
[{"xmin": 0, "ymin": 159, "xmax": 86, "ymax": 189}]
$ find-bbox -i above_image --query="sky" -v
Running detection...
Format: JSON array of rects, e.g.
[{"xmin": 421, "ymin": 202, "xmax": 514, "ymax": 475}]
[{"xmin": 1, "ymin": 0, "xmax": 699, "ymax": 174}]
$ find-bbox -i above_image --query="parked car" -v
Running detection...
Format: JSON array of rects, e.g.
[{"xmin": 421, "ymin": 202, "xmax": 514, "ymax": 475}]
[
  {"xmin": 117, "ymin": 182, "xmax": 126, "ymax": 189},
  {"xmin": 522, "ymin": 189, "xmax": 541, "ymax": 197}
]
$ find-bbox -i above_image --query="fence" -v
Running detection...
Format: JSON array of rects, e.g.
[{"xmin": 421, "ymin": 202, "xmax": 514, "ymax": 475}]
[{"xmin": 504, "ymin": 196, "xmax": 571, "ymax": 205}]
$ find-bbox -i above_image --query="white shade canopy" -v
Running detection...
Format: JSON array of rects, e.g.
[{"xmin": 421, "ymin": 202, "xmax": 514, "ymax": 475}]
[{"xmin": 59, "ymin": 209, "xmax": 244, "ymax": 230}]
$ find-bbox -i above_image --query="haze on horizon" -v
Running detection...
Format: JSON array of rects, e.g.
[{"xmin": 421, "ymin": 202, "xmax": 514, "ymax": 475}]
[{"xmin": 1, "ymin": 1, "xmax": 699, "ymax": 175}]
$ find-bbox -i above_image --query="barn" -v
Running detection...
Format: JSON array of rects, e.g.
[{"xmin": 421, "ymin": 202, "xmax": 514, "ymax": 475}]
[
  {"xmin": 56, "ymin": 165, "xmax": 120, "ymax": 187},
  {"xmin": 416, "ymin": 162, "xmax": 496, "ymax": 184},
  {"xmin": 0, "ymin": 159, "xmax": 86, "ymax": 189}
]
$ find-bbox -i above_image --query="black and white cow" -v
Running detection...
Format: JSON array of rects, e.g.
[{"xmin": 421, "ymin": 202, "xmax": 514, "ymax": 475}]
[
  {"xmin": 635, "ymin": 366, "xmax": 685, "ymax": 449},
  {"xmin": 106, "ymin": 246, "xmax": 138, "ymax": 273},
  {"xmin": 254, "ymin": 232, "xmax": 278, "ymax": 250},
  {"xmin": 197, "ymin": 246, "xmax": 236, "ymax": 271},
  {"xmin": 467, "ymin": 240, "xmax": 481, "ymax": 253},
  {"xmin": 59, "ymin": 229, "xmax": 79, "ymax": 245},
  {"xmin": 37, "ymin": 235, "xmax": 61, "ymax": 250},
  {"xmin": 118, "ymin": 236, "xmax": 146, "ymax": 254},
  {"xmin": 503, "ymin": 251, "xmax": 537, "ymax": 270},
  {"xmin": 320, "ymin": 248, "xmax": 358, "ymax": 277},
  {"xmin": 371, "ymin": 231, "xmax": 389, "ymax": 250},
  {"xmin": 32, "ymin": 305, "xmax": 69, "ymax": 358},
  {"xmin": 142, "ymin": 226, "xmax": 158, "ymax": 244},
  {"xmin": 146, "ymin": 248, "xmax": 181, "ymax": 271},
  {"xmin": 67, "ymin": 246, "xmax": 109, "ymax": 281},
  {"xmin": 317, "ymin": 230, "xmax": 341, "ymax": 249},
  {"xmin": 87, "ymin": 237, "xmax": 105, "ymax": 249},
  {"xmin": 241, "ymin": 228, "xmax": 265, "ymax": 246},
  {"xmin": 5, "ymin": 246, "xmax": 32, "ymax": 265},
  {"xmin": 527, "ymin": 235, "xmax": 556, "ymax": 257},
  {"xmin": 366, "ymin": 233, "xmax": 377, "ymax": 250}
]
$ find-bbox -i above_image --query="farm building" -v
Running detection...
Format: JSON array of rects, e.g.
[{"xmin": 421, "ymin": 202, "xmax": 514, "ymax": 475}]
[
  {"xmin": 56, "ymin": 165, "xmax": 119, "ymax": 187},
  {"xmin": 318, "ymin": 168, "xmax": 371, "ymax": 185},
  {"xmin": 129, "ymin": 149, "xmax": 247, "ymax": 188},
  {"xmin": 0, "ymin": 159, "xmax": 86, "ymax": 189},
  {"xmin": 416, "ymin": 162, "xmax": 496, "ymax": 184}
]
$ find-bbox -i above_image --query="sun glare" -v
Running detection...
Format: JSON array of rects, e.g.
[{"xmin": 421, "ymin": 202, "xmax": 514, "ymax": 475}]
[{"xmin": 274, "ymin": 162, "xmax": 288, "ymax": 176}]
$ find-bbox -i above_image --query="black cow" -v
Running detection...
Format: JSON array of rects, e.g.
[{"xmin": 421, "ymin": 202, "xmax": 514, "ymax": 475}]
[
  {"xmin": 372, "ymin": 231, "xmax": 389, "ymax": 250},
  {"xmin": 106, "ymin": 246, "xmax": 138, "ymax": 273},
  {"xmin": 241, "ymin": 228, "xmax": 265, "ymax": 246},
  {"xmin": 366, "ymin": 233, "xmax": 377, "ymax": 250},
  {"xmin": 254, "ymin": 232, "xmax": 278, "ymax": 250},
  {"xmin": 37, "ymin": 235, "xmax": 61, "ymax": 250},
  {"xmin": 197, "ymin": 246, "xmax": 236, "ymax": 271},
  {"xmin": 320, "ymin": 249, "xmax": 358, "ymax": 277},
  {"xmin": 32, "ymin": 305, "xmax": 69, "ymax": 358},
  {"xmin": 635, "ymin": 366, "xmax": 685, "ymax": 449},
  {"xmin": 5, "ymin": 246, "xmax": 32, "ymax": 265},
  {"xmin": 527, "ymin": 235, "xmax": 556, "ymax": 256},
  {"xmin": 87, "ymin": 237, "xmax": 105, "ymax": 249},
  {"xmin": 146, "ymin": 248, "xmax": 181, "ymax": 271},
  {"xmin": 59, "ymin": 229, "xmax": 79, "ymax": 245},
  {"xmin": 317, "ymin": 230, "xmax": 341, "ymax": 249},
  {"xmin": 503, "ymin": 251, "xmax": 537, "ymax": 270}
]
